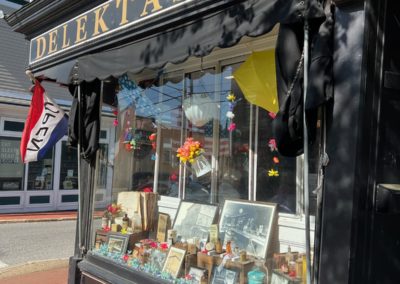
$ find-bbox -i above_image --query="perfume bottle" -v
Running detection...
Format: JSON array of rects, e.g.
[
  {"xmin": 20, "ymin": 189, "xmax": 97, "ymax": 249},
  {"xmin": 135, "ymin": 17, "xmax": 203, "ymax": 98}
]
[{"xmin": 132, "ymin": 210, "xmax": 142, "ymax": 232}]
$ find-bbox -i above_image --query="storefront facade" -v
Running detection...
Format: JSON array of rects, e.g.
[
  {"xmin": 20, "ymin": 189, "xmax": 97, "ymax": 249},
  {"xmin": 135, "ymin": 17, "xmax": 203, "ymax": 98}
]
[{"xmin": 6, "ymin": 0, "xmax": 400, "ymax": 283}]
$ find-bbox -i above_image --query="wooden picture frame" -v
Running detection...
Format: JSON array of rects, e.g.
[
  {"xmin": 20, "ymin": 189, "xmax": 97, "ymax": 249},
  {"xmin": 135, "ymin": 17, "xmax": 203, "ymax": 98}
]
[
  {"xmin": 156, "ymin": 213, "xmax": 170, "ymax": 243},
  {"xmin": 219, "ymin": 199, "xmax": 277, "ymax": 259},
  {"xmin": 173, "ymin": 201, "xmax": 218, "ymax": 241},
  {"xmin": 210, "ymin": 265, "xmax": 239, "ymax": 284},
  {"xmin": 106, "ymin": 233, "xmax": 129, "ymax": 254},
  {"xmin": 162, "ymin": 246, "xmax": 186, "ymax": 278}
]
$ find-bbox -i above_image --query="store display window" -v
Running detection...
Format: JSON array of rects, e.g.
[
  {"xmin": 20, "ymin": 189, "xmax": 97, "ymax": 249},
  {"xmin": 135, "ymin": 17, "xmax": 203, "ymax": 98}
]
[
  {"xmin": 27, "ymin": 149, "xmax": 53, "ymax": 190},
  {"xmin": 0, "ymin": 137, "xmax": 24, "ymax": 191}
]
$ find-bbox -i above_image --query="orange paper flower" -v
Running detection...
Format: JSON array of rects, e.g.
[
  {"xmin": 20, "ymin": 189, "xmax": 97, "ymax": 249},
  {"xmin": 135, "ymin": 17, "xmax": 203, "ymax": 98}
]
[{"xmin": 176, "ymin": 137, "xmax": 204, "ymax": 164}]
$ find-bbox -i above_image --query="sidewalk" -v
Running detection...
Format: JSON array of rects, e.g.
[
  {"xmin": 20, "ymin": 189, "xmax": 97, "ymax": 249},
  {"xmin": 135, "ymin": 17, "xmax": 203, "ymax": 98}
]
[
  {"xmin": 0, "ymin": 259, "xmax": 69, "ymax": 284},
  {"xmin": 0, "ymin": 210, "xmax": 103, "ymax": 224}
]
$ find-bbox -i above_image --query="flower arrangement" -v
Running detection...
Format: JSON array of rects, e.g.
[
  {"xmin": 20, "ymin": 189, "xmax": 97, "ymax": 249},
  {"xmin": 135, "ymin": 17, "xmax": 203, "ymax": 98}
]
[
  {"xmin": 226, "ymin": 92, "xmax": 237, "ymax": 132},
  {"xmin": 176, "ymin": 137, "xmax": 204, "ymax": 164},
  {"xmin": 104, "ymin": 203, "xmax": 122, "ymax": 218}
]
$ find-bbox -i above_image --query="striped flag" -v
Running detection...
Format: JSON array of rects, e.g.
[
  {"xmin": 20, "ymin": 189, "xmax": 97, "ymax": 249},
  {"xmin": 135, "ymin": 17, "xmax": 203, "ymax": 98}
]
[{"xmin": 20, "ymin": 81, "xmax": 68, "ymax": 163}]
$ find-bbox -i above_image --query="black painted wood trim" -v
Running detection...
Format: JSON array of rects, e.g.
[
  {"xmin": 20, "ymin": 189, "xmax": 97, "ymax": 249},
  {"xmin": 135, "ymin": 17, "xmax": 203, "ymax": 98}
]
[{"xmin": 78, "ymin": 252, "xmax": 170, "ymax": 284}]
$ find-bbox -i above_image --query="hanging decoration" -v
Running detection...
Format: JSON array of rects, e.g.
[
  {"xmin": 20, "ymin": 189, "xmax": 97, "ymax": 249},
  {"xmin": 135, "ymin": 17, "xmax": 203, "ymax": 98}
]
[
  {"xmin": 149, "ymin": 133, "xmax": 157, "ymax": 161},
  {"xmin": 176, "ymin": 137, "xmax": 211, "ymax": 177},
  {"xmin": 226, "ymin": 92, "xmax": 237, "ymax": 132},
  {"xmin": 182, "ymin": 94, "xmax": 217, "ymax": 127},
  {"xmin": 233, "ymin": 49, "xmax": 279, "ymax": 113},
  {"xmin": 112, "ymin": 108, "xmax": 119, "ymax": 126},
  {"xmin": 267, "ymin": 112, "xmax": 280, "ymax": 177}
]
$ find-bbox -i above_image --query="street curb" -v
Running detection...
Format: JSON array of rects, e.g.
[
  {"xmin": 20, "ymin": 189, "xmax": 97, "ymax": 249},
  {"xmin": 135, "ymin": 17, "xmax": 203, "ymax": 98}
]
[
  {"xmin": 0, "ymin": 258, "xmax": 69, "ymax": 279},
  {"xmin": 0, "ymin": 217, "xmax": 77, "ymax": 224}
]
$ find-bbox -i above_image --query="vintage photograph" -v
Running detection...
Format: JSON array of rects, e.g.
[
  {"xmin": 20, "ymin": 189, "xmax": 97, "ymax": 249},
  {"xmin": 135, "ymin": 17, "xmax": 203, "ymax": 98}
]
[
  {"xmin": 106, "ymin": 234, "xmax": 129, "ymax": 254},
  {"xmin": 162, "ymin": 247, "xmax": 186, "ymax": 278},
  {"xmin": 210, "ymin": 265, "xmax": 239, "ymax": 284},
  {"xmin": 188, "ymin": 266, "xmax": 208, "ymax": 283},
  {"xmin": 156, "ymin": 213, "xmax": 170, "ymax": 242},
  {"xmin": 219, "ymin": 199, "xmax": 276, "ymax": 258},
  {"xmin": 173, "ymin": 201, "xmax": 218, "ymax": 241}
]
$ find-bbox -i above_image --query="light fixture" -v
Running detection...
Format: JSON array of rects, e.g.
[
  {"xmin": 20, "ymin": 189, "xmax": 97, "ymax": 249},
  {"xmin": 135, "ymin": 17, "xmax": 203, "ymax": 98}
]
[{"xmin": 182, "ymin": 93, "xmax": 217, "ymax": 127}]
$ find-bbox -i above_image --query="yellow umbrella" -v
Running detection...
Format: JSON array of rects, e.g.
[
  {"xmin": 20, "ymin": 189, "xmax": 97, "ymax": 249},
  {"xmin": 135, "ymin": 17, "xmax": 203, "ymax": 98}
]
[{"xmin": 233, "ymin": 49, "xmax": 278, "ymax": 114}]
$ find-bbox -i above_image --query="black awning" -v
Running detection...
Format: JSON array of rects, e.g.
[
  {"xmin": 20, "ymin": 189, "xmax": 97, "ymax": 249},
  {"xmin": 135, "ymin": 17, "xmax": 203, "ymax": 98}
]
[{"xmin": 76, "ymin": 0, "xmax": 325, "ymax": 82}]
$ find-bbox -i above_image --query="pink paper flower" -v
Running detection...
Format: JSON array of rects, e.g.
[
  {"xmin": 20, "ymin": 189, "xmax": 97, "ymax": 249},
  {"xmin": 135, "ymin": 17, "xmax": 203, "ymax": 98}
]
[
  {"xmin": 113, "ymin": 119, "xmax": 119, "ymax": 126},
  {"xmin": 123, "ymin": 254, "xmax": 129, "ymax": 262},
  {"xmin": 228, "ymin": 122, "xmax": 236, "ymax": 132},
  {"xmin": 268, "ymin": 112, "xmax": 277, "ymax": 119},
  {"xmin": 268, "ymin": 138, "xmax": 278, "ymax": 151},
  {"xmin": 159, "ymin": 242, "xmax": 169, "ymax": 250}
]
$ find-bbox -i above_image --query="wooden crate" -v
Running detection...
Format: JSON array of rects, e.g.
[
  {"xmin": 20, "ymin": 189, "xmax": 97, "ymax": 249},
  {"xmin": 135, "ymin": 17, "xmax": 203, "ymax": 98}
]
[
  {"xmin": 196, "ymin": 253, "xmax": 254, "ymax": 284},
  {"xmin": 95, "ymin": 230, "xmax": 149, "ymax": 251}
]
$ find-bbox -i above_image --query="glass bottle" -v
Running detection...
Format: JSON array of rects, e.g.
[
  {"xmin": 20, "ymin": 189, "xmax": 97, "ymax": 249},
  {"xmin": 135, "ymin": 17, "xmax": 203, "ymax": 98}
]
[
  {"xmin": 226, "ymin": 240, "xmax": 232, "ymax": 254},
  {"xmin": 215, "ymin": 238, "xmax": 222, "ymax": 254},
  {"xmin": 132, "ymin": 210, "xmax": 142, "ymax": 232},
  {"xmin": 122, "ymin": 213, "xmax": 129, "ymax": 231}
]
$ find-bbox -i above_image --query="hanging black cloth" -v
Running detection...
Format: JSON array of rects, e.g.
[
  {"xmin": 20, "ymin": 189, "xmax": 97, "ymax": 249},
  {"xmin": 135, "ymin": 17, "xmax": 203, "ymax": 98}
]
[
  {"xmin": 273, "ymin": 2, "xmax": 334, "ymax": 157},
  {"xmin": 68, "ymin": 79, "xmax": 101, "ymax": 162}
]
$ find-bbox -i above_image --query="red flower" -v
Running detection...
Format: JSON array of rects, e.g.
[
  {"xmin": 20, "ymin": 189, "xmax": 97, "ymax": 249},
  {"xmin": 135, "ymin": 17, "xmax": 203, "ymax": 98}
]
[
  {"xmin": 185, "ymin": 274, "xmax": 193, "ymax": 280},
  {"xmin": 149, "ymin": 133, "xmax": 156, "ymax": 141},
  {"xmin": 123, "ymin": 254, "xmax": 129, "ymax": 262},
  {"xmin": 159, "ymin": 243, "xmax": 169, "ymax": 250},
  {"xmin": 273, "ymin": 156, "xmax": 280, "ymax": 164},
  {"xmin": 150, "ymin": 242, "xmax": 158, "ymax": 248}
]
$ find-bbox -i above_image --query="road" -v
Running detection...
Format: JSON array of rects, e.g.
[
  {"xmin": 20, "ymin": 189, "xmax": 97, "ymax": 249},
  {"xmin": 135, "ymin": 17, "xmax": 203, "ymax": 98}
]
[{"xmin": 0, "ymin": 221, "xmax": 76, "ymax": 268}]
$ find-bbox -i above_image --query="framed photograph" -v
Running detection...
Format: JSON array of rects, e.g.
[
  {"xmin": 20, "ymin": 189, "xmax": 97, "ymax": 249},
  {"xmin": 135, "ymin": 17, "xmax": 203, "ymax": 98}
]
[
  {"xmin": 157, "ymin": 213, "xmax": 170, "ymax": 243},
  {"xmin": 162, "ymin": 246, "xmax": 186, "ymax": 278},
  {"xmin": 210, "ymin": 265, "xmax": 239, "ymax": 284},
  {"xmin": 173, "ymin": 201, "xmax": 218, "ymax": 241},
  {"xmin": 106, "ymin": 234, "xmax": 129, "ymax": 254},
  {"xmin": 188, "ymin": 266, "xmax": 208, "ymax": 284},
  {"xmin": 219, "ymin": 199, "xmax": 276, "ymax": 259}
]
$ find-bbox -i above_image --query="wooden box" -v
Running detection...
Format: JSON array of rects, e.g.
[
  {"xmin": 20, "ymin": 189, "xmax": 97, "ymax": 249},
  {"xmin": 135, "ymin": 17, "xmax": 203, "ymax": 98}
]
[
  {"xmin": 196, "ymin": 253, "xmax": 254, "ymax": 284},
  {"xmin": 95, "ymin": 230, "xmax": 149, "ymax": 251}
]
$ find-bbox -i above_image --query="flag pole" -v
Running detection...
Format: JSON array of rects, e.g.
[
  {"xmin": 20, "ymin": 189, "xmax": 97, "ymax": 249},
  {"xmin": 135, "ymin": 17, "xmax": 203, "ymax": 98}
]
[
  {"xmin": 303, "ymin": 0, "xmax": 312, "ymax": 283},
  {"xmin": 25, "ymin": 70, "xmax": 36, "ymax": 84}
]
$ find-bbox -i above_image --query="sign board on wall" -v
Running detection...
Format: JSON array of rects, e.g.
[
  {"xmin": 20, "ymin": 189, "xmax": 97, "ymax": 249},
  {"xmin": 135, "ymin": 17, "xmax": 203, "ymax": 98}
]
[{"xmin": 29, "ymin": 0, "xmax": 193, "ymax": 65}]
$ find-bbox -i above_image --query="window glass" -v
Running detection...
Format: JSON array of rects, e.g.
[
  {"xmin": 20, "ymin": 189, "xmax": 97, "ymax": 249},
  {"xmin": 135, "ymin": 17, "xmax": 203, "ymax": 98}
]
[
  {"xmin": 154, "ymin": 74, "xmax": 183, "ymax": 197},
  {"xmin": 217, "ymin": 65, "xmax": 251, "ymax": 203},
  {"xmin": 60, "ymin": 141, "xmax": 78, "ymax": 190},
  {"xmin": 0, "ymin": 137, "xmax": 24, "ymax": 191},
  {"xmin": 27, "ymin": 149, "xmax": 53, "ymax": 190},
  {"xmin": 97, "ymin": 143, "xmax": 109, "ymax": 189},
  {"xmin": 3, "ymin": 121, "xmax": 24, "ymax": 132},
  {"xmin": 255, "ymin": 107, "xmax": 297, "ymax": 213},
  {"xmin": 182, "ymin": 70, "xmax": 217, "ymax": 203}
]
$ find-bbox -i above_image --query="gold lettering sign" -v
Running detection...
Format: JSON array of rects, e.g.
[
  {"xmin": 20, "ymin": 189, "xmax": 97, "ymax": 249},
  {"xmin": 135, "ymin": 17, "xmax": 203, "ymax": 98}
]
[
  {"xmin": 30, "ymin": 0, "xmax": 188, "ymax": 64},
  {"xmin": 93, "ymin": 4, "xmax": 110, "ymax": 36},
  {"xmin": 75, "ymin": 15, "xmax": 88, "ymax": 43},
  {"xmin": 140, "ymin": 0, "xmax": 163, "ymax": 17},
  {"xmin": 36, "ymin": 36, "xmax": 47, "ymax": 59},
  {"xmin": 116, "ymin": 0, "xmax": 129, "ymax": 26},
  {"xmin": 62, "ymin": 24, "xmax": 70, "ymax": 49},
  {"xmin": 48, "ymin": 30, "xmax": 58, "ymax": 54}
]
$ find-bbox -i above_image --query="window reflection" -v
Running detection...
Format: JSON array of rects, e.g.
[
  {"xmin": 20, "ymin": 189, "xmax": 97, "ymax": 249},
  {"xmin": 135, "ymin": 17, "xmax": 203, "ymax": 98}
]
[
  {"xmin": 0, "ymin": 137, "xmax": 24, "ymax": 191},
  {"xmin": 60, "ymin": 141, "xmax": 78, "ymax": 190},
  {"xmin": 27, "ymin": 150, "xmax": 54, "ymax": 190}
]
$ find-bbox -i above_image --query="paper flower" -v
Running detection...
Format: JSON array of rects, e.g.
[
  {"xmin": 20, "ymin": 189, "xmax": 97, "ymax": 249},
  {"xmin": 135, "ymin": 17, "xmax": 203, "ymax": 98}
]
[
  {"xmin": 226, "ymin": 93, "xmax": 236, "ymax": 102},
  {"xmin": 268, "ymin": 169, "xmax": 279, "ymax": 177},
  {"xmin": 228, "ymin": 122, "xmax": 236, "ymax": 132},
  {"xmin": 226, "ymin": 111, "xmax": 235, "ymax": 119},
  {"xmin": 113, "ymin": 119, "xmax": 119, "ymax": 126},
  {"xmin": 123, "ymin": 254, "xmax": 129, "ymax": 262},
  {"xmin": 273, "ymin": 156, "xmax": 280, "ymax": 164},
  {"xmin": 176, "ymin": 137, "xmax": 204, "ymax": 164},
  {"xmin": 159, "ymin": 242, "xmax": 169, "ymax": 250},
  {"xmin": 268, "ymin": 138, "xmax": 278, "ymax": 152},
  {"xmin": 268, "ymin": 112, "xmax": 277, "ymax": 119}
]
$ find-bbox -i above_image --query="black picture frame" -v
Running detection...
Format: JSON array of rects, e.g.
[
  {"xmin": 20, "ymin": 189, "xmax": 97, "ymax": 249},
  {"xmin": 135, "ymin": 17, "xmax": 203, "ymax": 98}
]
[
  {"xmin": 173, "ymin": 201, "xmax": 218, "ymax": 241},
  {"xmin": 219, "ymin": 199, "xmax": 277, "ymax": 259},
  {"xmin": 106, "ymin": 233, "xmax": 129, "ymax": 254},
  {"xmin": 210, "ymin": 265, "xmax": 239, "ymax": 284}
]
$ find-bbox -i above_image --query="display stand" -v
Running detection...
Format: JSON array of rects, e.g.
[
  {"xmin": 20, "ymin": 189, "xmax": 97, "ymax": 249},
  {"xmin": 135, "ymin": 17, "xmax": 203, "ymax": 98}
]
[{"xmin": 196, "ymin": 252, "xmax": 255, "ymax": 284}]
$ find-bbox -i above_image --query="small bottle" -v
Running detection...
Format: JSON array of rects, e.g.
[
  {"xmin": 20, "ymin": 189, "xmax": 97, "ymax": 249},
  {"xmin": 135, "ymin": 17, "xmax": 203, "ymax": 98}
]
[
  {"xmin": 226, "ymin": 240, "xmax": 232, "ymax": 254},
  {"xmin": 122, "ymin": 214, "xmax": 129, "ymax": 231},
  {"xmin": 215, "ymin": 238, "xmax": 222, "ymax": 254},
  {"xmin": 132, "ymin": 210, "xmax": 142, "ymax": 232}
]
